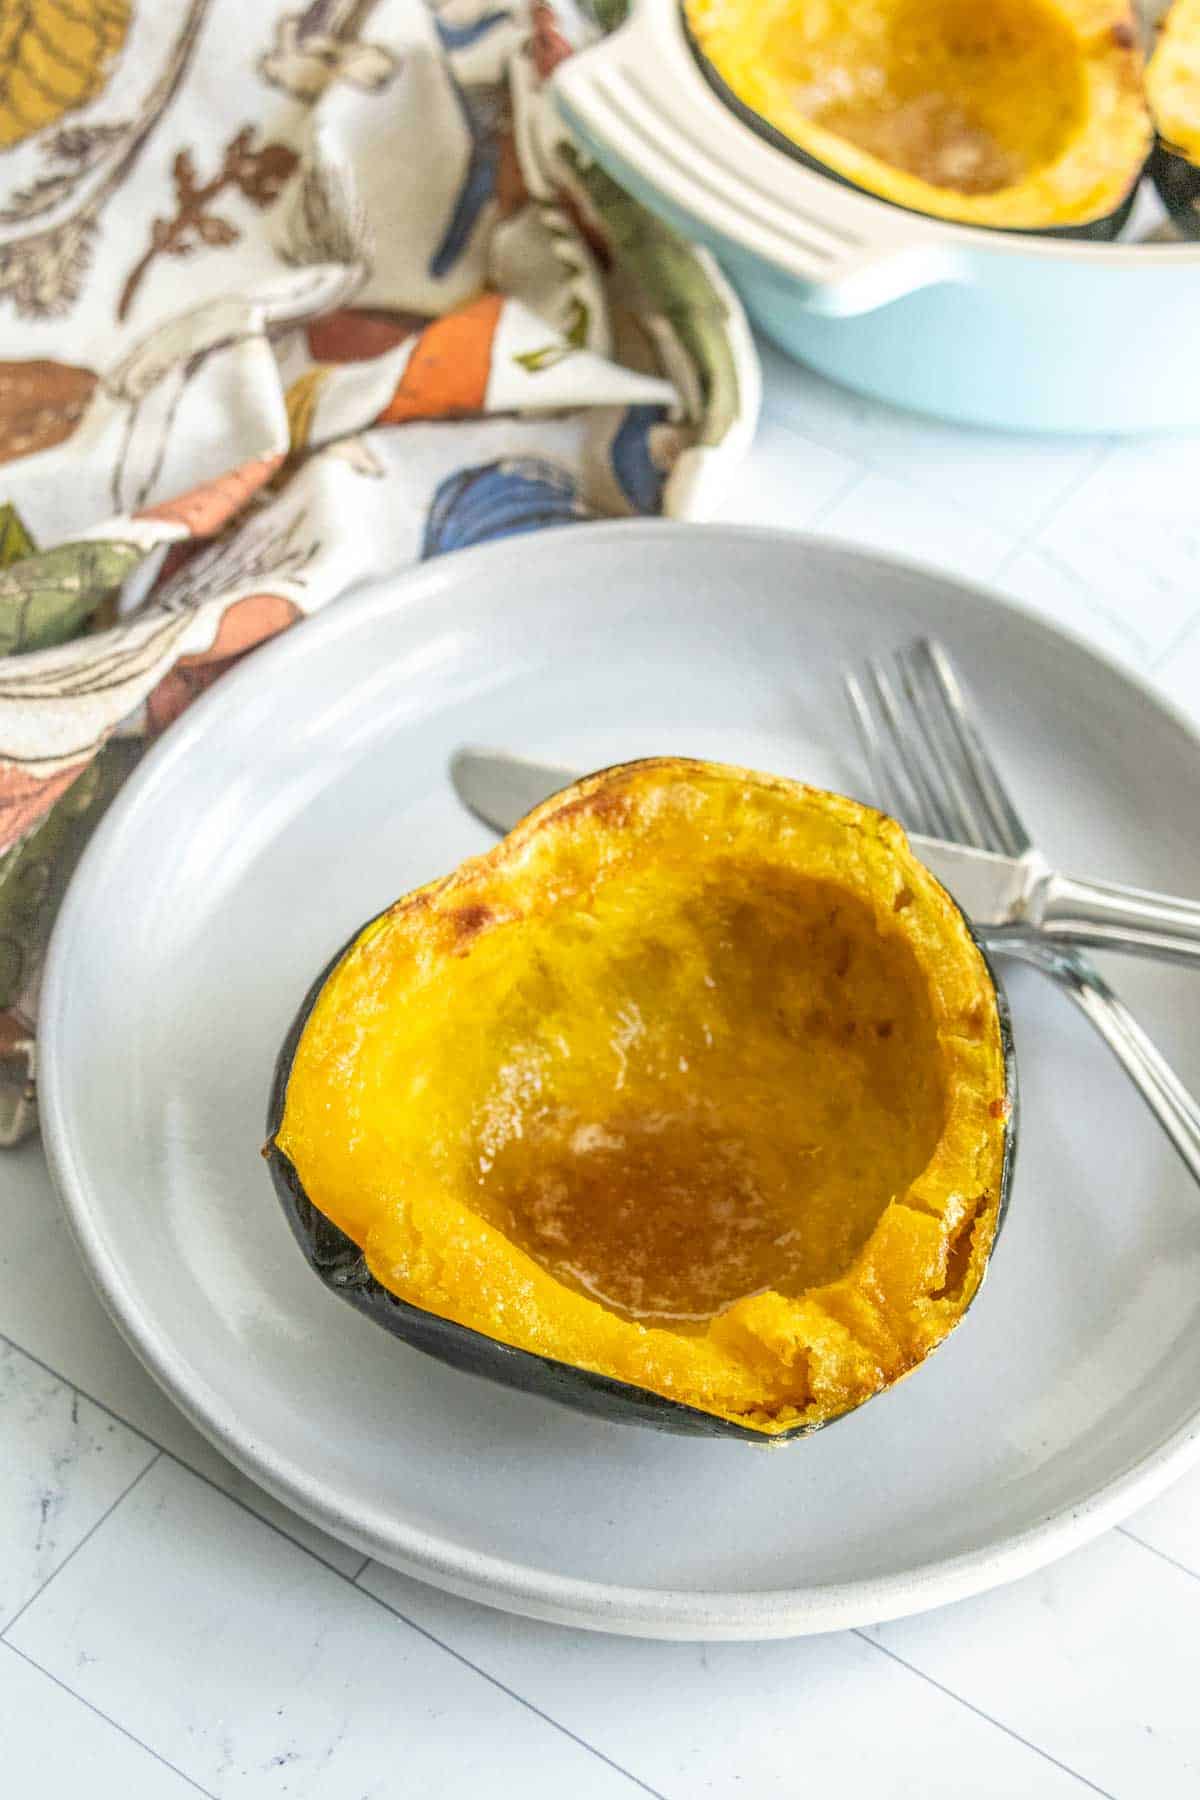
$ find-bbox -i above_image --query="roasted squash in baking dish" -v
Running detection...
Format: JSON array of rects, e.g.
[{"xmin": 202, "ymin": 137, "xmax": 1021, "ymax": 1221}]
[
  {"xmin": 1148, "ymin": 0, "xmax": 1200, "ymax": 235},
  {"xmin": 266, "ymin": 760, "xmax": 1015, "ymax": 1440},
  {"xmin": 685, "ymin": 0, "xmax": 1152, "ymax": 237}
]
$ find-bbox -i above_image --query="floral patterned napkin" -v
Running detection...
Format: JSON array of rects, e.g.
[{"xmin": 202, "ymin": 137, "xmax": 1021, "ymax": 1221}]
[{"xmin": 0, "ymin": 0, "xmax": 758, "ymax": 1143}]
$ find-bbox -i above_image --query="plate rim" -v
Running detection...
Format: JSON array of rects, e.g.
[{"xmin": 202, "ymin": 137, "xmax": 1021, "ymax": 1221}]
[{"xmin": 40, "ymin": 518, "xmax": 1200, "ymax": 1640}]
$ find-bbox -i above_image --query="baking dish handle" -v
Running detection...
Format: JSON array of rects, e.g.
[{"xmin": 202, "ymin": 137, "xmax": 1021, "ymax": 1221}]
[{"xmin": 554, "ymin": 4, "xmax": 966, "ymax": 319}]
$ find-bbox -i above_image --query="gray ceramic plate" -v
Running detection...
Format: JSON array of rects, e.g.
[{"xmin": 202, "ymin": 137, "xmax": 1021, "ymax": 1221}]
[{"xmin": 41, "ymin": 523, "xmax": 1200, "ymax": 1639}]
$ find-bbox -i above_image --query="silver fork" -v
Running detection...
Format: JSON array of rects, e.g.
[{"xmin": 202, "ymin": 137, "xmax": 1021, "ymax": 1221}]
[{"xmin": 846, "ymin": 638, "xmax": 1200, "ymax": 1185}]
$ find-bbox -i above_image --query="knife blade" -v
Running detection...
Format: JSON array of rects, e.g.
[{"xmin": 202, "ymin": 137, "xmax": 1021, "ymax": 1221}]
[{"xmin": 449, "ymin": 747, "xmax": 1038, "ymax": 928}]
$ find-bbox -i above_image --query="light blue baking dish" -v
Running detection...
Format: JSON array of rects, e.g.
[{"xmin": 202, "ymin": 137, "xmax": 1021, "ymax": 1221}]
[{"xmin": 555, "ymin": 0, "xmax": 1200, "ymax": 434}]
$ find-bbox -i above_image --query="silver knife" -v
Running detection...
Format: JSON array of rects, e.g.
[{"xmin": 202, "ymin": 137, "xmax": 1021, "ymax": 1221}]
[{"xmin": 450, "ymin": 747, "xmax": 1200, "ymax": 966}]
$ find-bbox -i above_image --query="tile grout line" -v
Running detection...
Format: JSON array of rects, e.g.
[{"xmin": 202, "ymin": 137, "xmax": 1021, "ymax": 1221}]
[
  {"xmin": 6, "ymin": 1324, "xmax": 1197, "ymax": 1795},
  {"xmin": 2, "ymin": 1641, "xmax": 218, "ymax": 1800},
  {"xmin": 1, "ymin": 1452, "xmax": 161, "ymax": 1643},
  {"xmin": 799, "ymin": 464, "xmax": 868, "ymax": 530},
  {"xmin": 996, "ymin": 539, "xmax": 1152, "ymax": 662},
  {"xmin": 0, "ymin": 1331, "xmax": 666, "ymax": 1798},
  {"xmin": 988, "ymin": 536, "xmax": 1027, "ymax": 589},
  {"xmin": 855, "ymin": 1631, "xmax": 1119, "ymax": 1800},
  {"xmin": 757, "ymin": 409, "xmax": 1015, "ymax": 592},
  {"xmin": 759, "ymin": 403, "xmax": 1118, "ymax": 554},
  {"xmin": 348, "ymin": 1574, "xmax": 671, "ymax": 1800},
  {"xmin": 0, "ymin": 1329, "xmax": 354, "ymax": 1579},
  {"xmin": 1148, "ymin": 608, "xmax": 1200, "ymax": 674},
  {"xmin": 1116, "ymin": 1524, "xmax": 1200, "ymax": 1585},
  {"xmin": 0, "ymin": 1331, "xmax": 160, "ymax": 1456},
  {"xmin": 965, "ymin": 439, "xmax": 1116, "ymax": 593},
  {"xmin": 1005, "ymin": 437, "xmax": 1118, "ymax": 556},
  {"xmin": 740, "ymin": 403, "xmax": 867, "ymax": 530}
]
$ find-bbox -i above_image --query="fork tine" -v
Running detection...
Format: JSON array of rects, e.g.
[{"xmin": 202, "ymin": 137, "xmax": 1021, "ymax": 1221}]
[
  {"xmin": 916, "ymin": 639, "xmax": 1032, "ymax": 858},
  {"xmin": 865, "ymin": 658, "xmax": 958, "ymax": 839},
  {"xmin": 844, "ymin": 671, "xmax": 917, "ymax": 826},
  {"xmin": 894, "ymin": 642, "xmax": 991, "ymax": 850}
]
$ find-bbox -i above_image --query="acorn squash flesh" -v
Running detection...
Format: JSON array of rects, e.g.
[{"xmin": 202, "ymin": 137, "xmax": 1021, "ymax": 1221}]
[
  {"xmin": 268, "ymin": 760, "xmax": 1014, "ymax": 1440},
  {"xmin": 685, "ymin": 0, "xmax": 1152, "ymax": 236}
]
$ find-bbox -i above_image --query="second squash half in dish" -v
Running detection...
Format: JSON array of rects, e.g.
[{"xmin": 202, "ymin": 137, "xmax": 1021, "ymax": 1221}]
[
  {"xmin": 267, "ymin": 760, "xmax": 1015, "ymax": 1440},
  {"xmin": 685, "ymin": 0, "xmax": 1153, "ymax": 236},
  {"xmin": 1148, "ymin": 0, "xmax": 1200, "ymax": 234}
]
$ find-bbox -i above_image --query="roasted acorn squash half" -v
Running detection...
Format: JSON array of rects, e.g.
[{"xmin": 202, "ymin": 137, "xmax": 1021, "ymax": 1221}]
[
  {"xmin": 684, "ymin": 0, "xmax": 1152, "ymax": 239},
  {"xmin": 266, "ymin": 760, "xmax": 1016, "ymax": 1442},
  {"xmin": 1148, "ymin": 0, "xmax": 1200, "ymax": 235}
]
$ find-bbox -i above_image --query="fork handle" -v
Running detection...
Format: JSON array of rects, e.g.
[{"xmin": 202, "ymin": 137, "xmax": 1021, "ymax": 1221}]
[
  {"xmin": 1001, "ymin": 938, "xmax": 1200, "ymax": 1184},
  {"xmin": 1031, "ymin": 871, "xmax": 1200, "ymax": 967}
]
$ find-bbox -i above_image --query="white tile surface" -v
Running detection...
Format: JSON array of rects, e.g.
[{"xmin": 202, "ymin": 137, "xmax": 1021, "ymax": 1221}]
[
  {"xmin": 996, "ymin": 547, "xmax": 1153, "ymax": 674},
  {"xmin": 1019, "ymin": 436, "xmax": 1200, "ymax": 664},
  {"xmin": 0, "ymin": 1646, "xmax": 204, "ymax": 1799},
  {"xmin": 359, "ymin": 1565, "xmax": 1093, "ymax": 1799},
  {"xmin": 7, "ymin": 1457, "xmax": 650, "ymax": 1800},
  {"xmin": 0, "ymin": 1139, "xmax": 365, "ymax": 1577},
  {"xmin": 1122, "ymin": 1457, "xmax": 1200, "ymax": 1580},
  {"xmin": 701, "ymin": 410, "xmax": 861, "ymax": 532},
  {"xmin": 816, "ymin": 469, "xmax": 1015, "ymax": 586},
  {"xmin": 1151, "ymin": 618, "xmax": 1200, "ymax": 724},
  {"xmin": 0, "ymin": 1338, "xmax": 156, "ymax": 1632},
  {"xmin": 757, "ymin": 338, "xmax": 1114, "ymax": 535},
  {"xmin": 868, "ymin": 1530, "xmax": 1200, "ymax": 1799}
]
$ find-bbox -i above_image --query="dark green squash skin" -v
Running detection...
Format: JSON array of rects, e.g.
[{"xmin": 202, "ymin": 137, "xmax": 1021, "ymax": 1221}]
[
  {"xmin": 1150, "ymin": 140, "xmax": 1200, "ymax": 237},
  {"xmin": 264, "ymin": 913, "xmax": 1017, "ymax": 1444},
  {"xmin": 683, "ymin": 14, "xmax": 1143, "ymax": 244}
]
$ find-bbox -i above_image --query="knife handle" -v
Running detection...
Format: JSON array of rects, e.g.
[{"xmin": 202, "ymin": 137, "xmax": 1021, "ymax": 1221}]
[{"xmin": 1031, "ymin": 871, "xmax": 1200, "ymax": 967}]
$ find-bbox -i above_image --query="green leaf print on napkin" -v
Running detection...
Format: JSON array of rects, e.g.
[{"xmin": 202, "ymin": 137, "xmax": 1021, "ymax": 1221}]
[
  {"xmin": 0, "ymin": 737, "xmax": 141, "ymax": 1011},
  {"xmin": 584, "ymin": 0, "xmax": 630, "ymax": 28},
  {"xmin": 565, "ymin": 153, "xmax": 740, "ymax": 447},
  {"xmin": 0, "ymin": 504, "xmax": 36, "ymax": 568},
  {"xmin": 0, "ymin": 536, "xmax": 145, "ymax": 655}
]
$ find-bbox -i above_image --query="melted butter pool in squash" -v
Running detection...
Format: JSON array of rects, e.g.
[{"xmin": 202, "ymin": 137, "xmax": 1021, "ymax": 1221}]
[
  {"xmin": 275, "ymin": 760, "xmax": 1010, "ymax": 1436},
  {"xmin": 763, "ymin": 0, "xmax": 1087, "ymax": 195},
  {"xmin": 468, "ymin": 872, "xmax": 945, "ymax": 1332}
]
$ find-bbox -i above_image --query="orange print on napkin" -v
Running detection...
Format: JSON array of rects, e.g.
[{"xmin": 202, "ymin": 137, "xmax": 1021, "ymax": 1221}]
[
  {"xmin": 145, "ymin": 592, "xmax": 301, "ymax": 735},
  {"xmin": 377, "ymin": 293, "xmax": 503, "ymax": 426},
  {"xmin": 0, "ymin": 759, "xmax": 90, "ymax": 857},
  {"xmin": 135, "ymin": 453, "xmax": 286, "ymax": 538}
]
